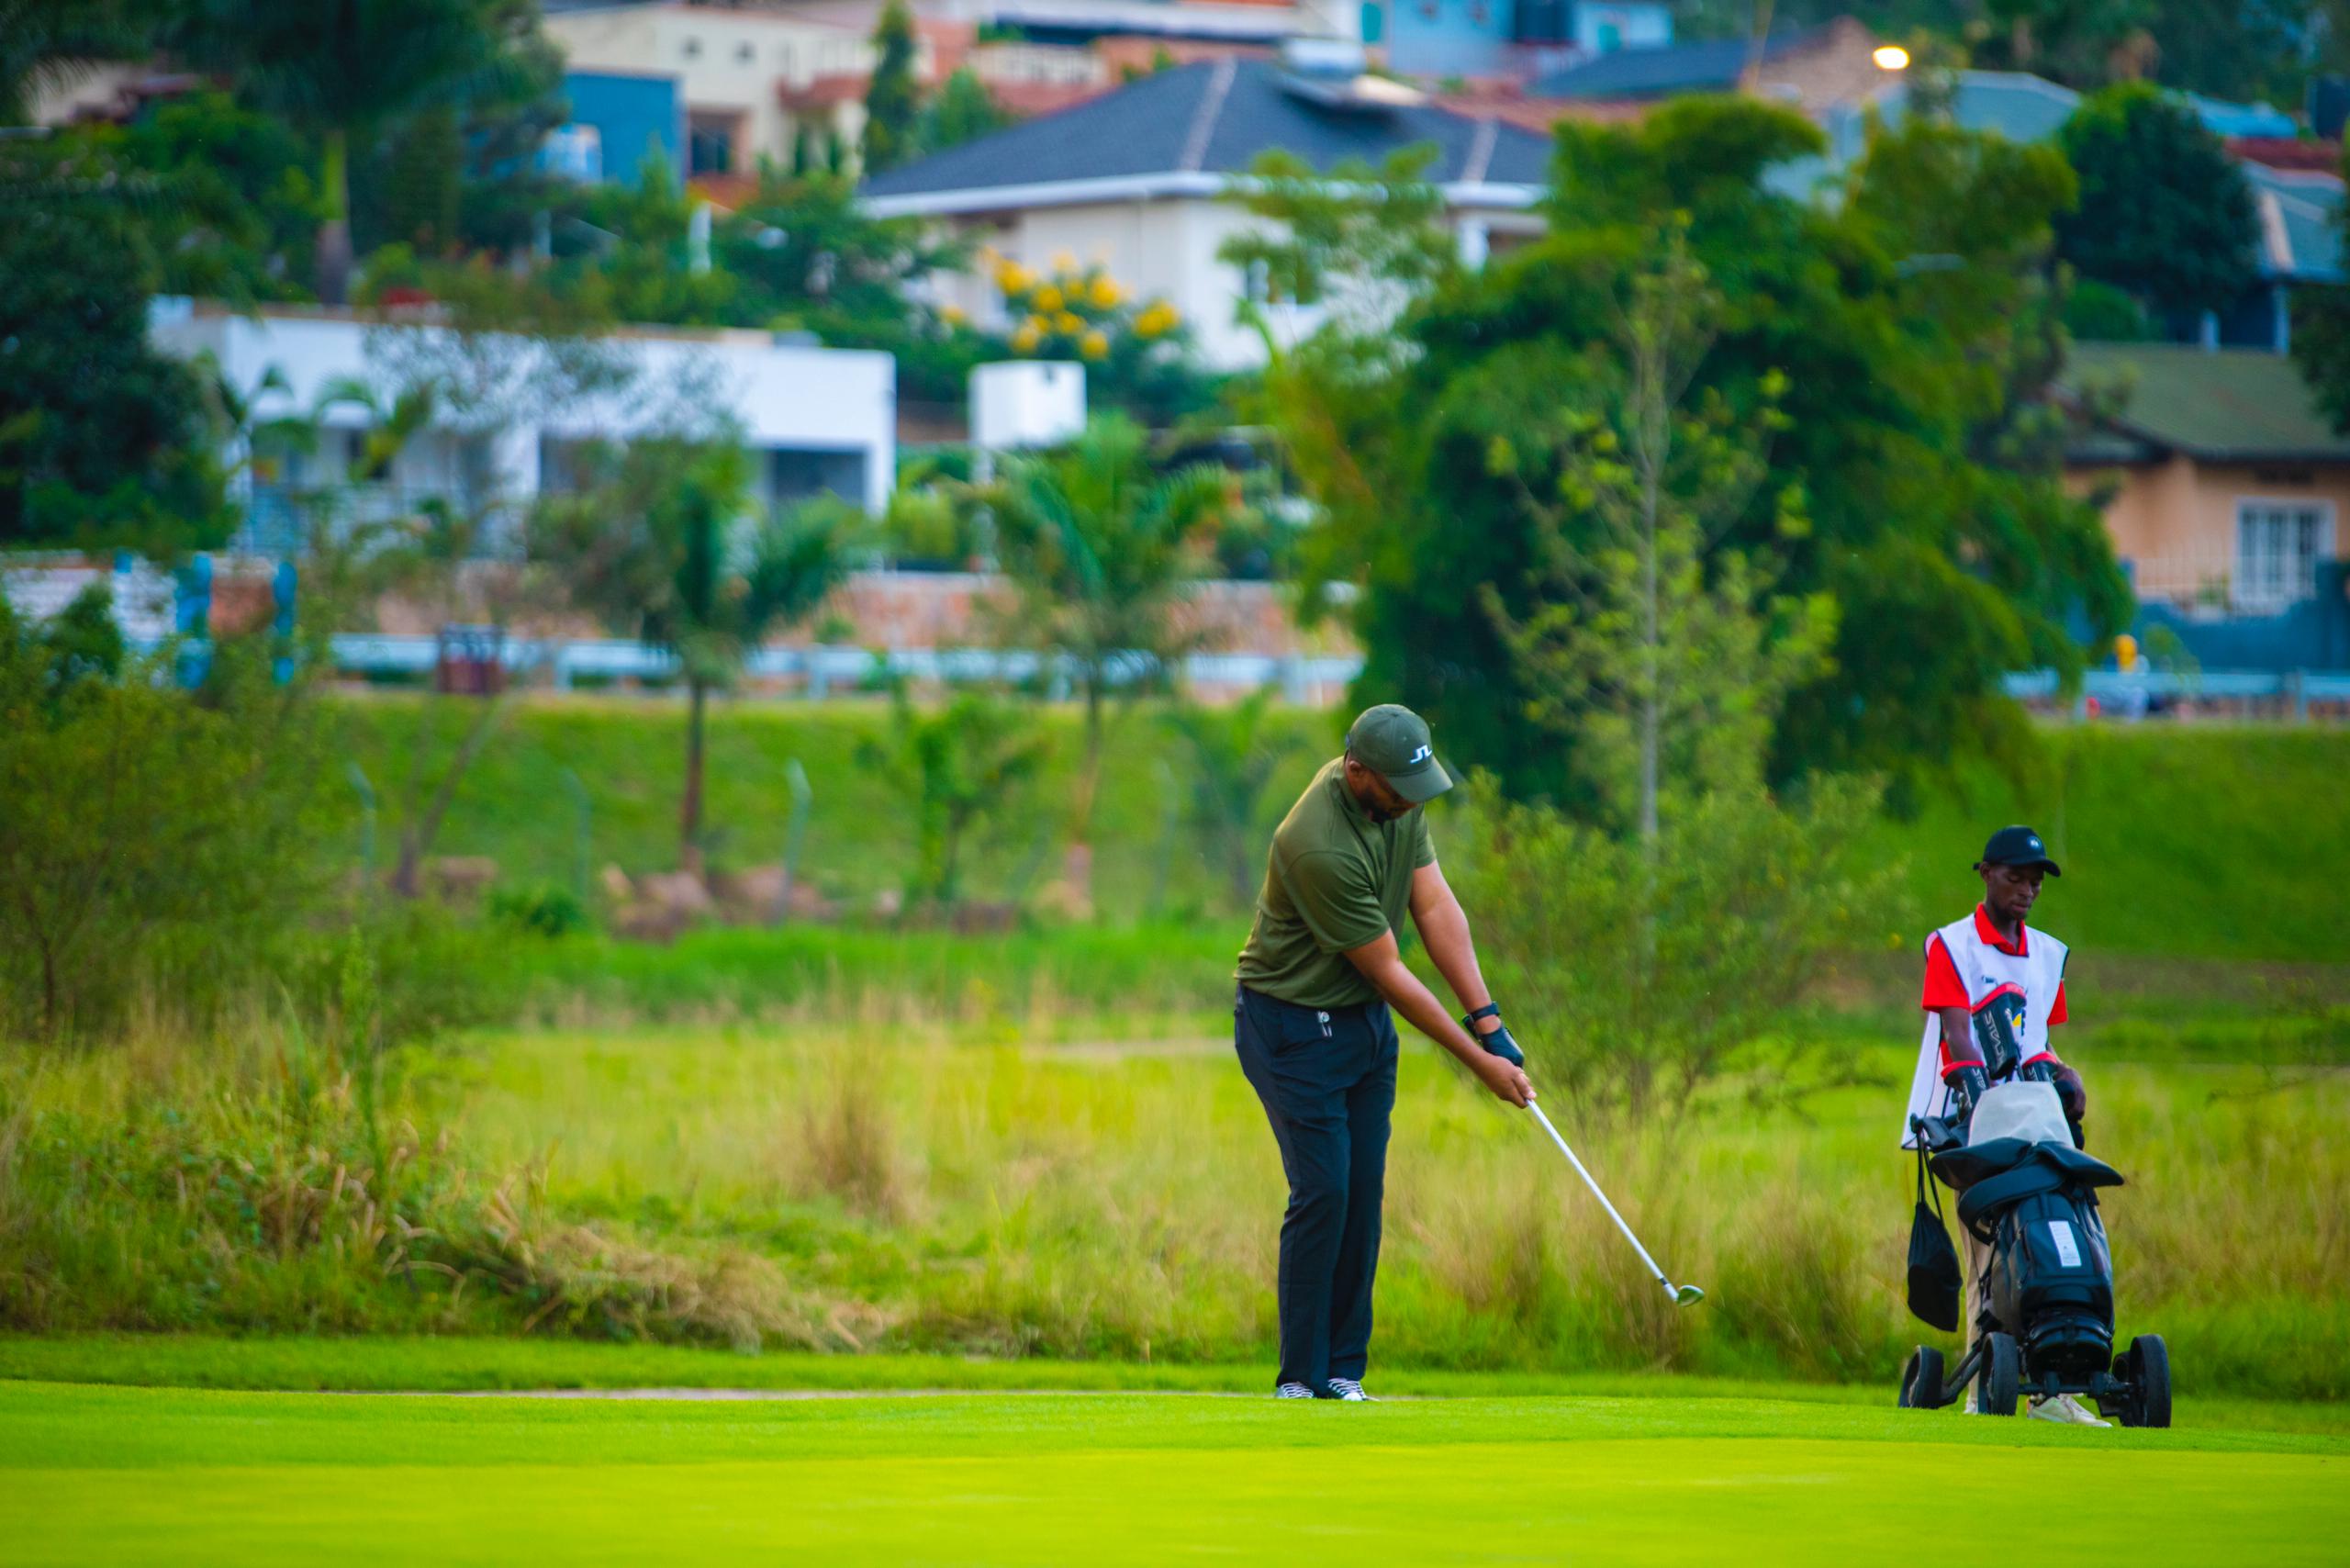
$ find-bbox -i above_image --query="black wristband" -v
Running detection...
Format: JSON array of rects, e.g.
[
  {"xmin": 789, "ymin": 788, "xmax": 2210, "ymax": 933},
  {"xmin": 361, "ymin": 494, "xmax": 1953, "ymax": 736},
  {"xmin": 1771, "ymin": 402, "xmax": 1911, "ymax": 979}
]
[{"xmin": 1462, "ymin": 1003, "xmax": 1502, "ymax": 1027}]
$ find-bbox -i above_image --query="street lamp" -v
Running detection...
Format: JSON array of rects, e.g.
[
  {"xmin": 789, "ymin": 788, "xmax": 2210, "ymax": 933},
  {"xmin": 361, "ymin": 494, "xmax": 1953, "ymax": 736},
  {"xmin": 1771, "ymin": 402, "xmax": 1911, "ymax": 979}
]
[{"xmin": 1873, "ymin": 44, "xmax": 1911, "ymax": 71}]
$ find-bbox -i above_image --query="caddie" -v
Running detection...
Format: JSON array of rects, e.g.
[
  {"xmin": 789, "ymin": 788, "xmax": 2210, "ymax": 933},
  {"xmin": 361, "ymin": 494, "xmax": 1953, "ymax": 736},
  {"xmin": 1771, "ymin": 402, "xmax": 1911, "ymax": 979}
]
[
  {"xmin": 1234, "ymin": 703, "xmax": 1533, "ymax": 1403},
  {"xmin": 1903, "ymin": 824, "xmax": 2104, "ymax": 1425}
]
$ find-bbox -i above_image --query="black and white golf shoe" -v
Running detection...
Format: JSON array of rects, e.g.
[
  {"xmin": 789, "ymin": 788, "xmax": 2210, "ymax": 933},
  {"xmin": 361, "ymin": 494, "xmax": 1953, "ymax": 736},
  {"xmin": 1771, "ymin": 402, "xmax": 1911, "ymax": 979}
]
[
  {"xmin": 1326, "ymin": 1378, "xmax": 1372, "ymax": 1402},
  {"xmin": 1274, "ymin": 1382, "xmax": 1317, "ymax": 1400}
]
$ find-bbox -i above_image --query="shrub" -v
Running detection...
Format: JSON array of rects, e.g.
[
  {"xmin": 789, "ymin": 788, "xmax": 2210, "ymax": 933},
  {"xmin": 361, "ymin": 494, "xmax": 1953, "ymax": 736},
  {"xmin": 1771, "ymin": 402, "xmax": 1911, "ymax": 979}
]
[{"xmin": 1457, "ymin": 777, "xmax": 1895, "ymax": 1116}]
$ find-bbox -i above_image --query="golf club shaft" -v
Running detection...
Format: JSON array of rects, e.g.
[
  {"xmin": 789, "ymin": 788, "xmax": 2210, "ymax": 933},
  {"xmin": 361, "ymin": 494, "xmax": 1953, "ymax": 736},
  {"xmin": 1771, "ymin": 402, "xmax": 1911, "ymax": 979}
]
[{"xmin": 1527, "ymin": 1102, "xmax": 1675, "ymax": 1295}]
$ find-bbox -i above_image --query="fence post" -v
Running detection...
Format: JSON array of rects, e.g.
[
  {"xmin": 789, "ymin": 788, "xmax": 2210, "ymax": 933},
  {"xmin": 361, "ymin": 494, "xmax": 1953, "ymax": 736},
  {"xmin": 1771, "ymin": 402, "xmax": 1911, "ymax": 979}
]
[
  {"xmin": 559, "ymin": 768, "xmax": 592, "ymax": 901},
  {"xmin": 347, "ymin": 762, "xmax": 377, "ymax": 884},
  {"xmin": 1148, "ymin": 758, "xmax": 1180, "ymax": 918},
  {"xmin": 775, "ymin": 756, "xmax": 812, "ymax": 925}
]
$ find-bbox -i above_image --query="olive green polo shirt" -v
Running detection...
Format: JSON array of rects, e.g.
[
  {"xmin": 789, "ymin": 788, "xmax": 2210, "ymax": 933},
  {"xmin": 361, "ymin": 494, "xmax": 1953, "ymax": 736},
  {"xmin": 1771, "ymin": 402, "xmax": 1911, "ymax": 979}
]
[{"xmin": 1235, "ymin": 756, "xmax": 1436, "ymax": 1007}]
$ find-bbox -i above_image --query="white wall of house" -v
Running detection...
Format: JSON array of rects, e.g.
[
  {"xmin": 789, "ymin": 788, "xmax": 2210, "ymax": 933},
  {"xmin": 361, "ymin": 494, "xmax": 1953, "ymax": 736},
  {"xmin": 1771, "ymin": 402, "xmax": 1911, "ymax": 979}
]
[
  {"xmin": 150, "ymin": 302, "xmax": 896, "ymax": 547},
  {"xmin": 544, "ymin": 5, "xmax": 929, "ymax": 172}
]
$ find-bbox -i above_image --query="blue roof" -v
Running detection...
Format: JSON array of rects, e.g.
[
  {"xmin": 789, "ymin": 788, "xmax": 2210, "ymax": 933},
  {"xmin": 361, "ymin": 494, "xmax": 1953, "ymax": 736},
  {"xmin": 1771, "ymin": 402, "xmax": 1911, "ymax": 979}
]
[{"xmin": 861, "ymin": 59, "xmax": 1552, "ymax": 203}]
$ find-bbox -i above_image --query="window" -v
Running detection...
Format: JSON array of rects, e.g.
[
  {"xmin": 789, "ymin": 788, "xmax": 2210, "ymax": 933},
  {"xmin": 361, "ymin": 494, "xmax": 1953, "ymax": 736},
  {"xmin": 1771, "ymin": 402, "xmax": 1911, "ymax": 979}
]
[
  {"xmin": 682, "ymin": 36, "xmax": 700, "ymax": 58},
  {"xmin": 2235, "ymin": 499, "xmax": 2334, "ymax": 610},
  {"xmin": 688, "ymin": 111, "xmax": 738, "ymax": 175},
  {"xmin": 736, "ymin": 41, "xmax": 755, "ymax": 62}
]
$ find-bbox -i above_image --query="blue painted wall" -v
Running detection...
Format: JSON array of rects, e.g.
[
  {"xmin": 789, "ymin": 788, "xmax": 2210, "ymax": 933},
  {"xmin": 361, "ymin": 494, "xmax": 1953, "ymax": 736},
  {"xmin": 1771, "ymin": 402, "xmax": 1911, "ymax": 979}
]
[
  {"xmin": 558, "ymin": 72, "xmax": 684, "ymax": 186},
  {"xmin": 1379, "ymin": 0, "xmax": 1516, "ymax": 76},
  {"xmin": 1368, "ymin": 0, "xmax": 1671, "ymax": 75}
]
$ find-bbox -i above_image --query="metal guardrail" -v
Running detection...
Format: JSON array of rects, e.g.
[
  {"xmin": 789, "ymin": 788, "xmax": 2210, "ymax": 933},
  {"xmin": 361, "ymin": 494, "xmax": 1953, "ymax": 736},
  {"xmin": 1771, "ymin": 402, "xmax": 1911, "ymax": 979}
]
[
  {"xmin": 2002, "ymin": 667, "xmax": 2350, "ymax": 712},
  {"xmin": 327, "ymin": 633, "xmax": 1367, "ymax": 698}
]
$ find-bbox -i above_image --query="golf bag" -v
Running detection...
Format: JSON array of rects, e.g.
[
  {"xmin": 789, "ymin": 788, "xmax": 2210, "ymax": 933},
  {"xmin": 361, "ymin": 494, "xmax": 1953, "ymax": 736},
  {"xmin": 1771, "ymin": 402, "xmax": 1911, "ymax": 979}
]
[
  {"xmin": 1942, "ymin": 1085, "xmax": 2121, "ymax": 1367},
  {"xmin": 1901, "ymin": 1081, "xmax": 2169, "ymax": 1424}
]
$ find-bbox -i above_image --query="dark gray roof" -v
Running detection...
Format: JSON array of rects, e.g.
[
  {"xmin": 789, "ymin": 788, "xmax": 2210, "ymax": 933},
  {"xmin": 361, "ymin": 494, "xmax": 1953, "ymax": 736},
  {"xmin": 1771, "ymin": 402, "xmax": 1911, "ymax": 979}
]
[
  {"xmin": 1529, "ymin": 29, "xmax": 1812, "ymax": 100},
  {"xmin": 860, "ymin": 59, "xmax": 1551, "ymax": 201}
]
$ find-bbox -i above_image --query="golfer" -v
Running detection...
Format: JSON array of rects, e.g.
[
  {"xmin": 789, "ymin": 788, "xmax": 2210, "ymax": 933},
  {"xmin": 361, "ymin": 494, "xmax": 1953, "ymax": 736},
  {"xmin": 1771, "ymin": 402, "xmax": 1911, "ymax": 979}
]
[
  {"xmin": 1234, "ymin": 703, "xmax": 1533, "ymax": 1402},
  {"xmin": 1902, "ymin": 824, "xmax": 2103, "ymax": 1425}
]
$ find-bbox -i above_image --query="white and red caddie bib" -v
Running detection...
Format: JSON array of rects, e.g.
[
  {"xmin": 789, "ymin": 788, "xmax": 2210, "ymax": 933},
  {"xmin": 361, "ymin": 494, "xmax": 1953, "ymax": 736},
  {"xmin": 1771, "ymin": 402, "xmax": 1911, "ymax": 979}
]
[{"xmin": 1900, "ymin": 905, "xmax": 2069, "ymax": 1148}]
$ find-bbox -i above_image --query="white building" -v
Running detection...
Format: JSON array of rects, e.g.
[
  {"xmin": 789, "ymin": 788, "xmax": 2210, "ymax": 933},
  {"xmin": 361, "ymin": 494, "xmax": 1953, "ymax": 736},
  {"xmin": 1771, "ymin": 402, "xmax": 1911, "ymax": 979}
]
[
  {"xmin": 859, "ymin": 55, "xmax": 1550, "ymax": 370},
  {"xmin": 149, "ymin": 300, "xmax": 896, "ymax": 555}
]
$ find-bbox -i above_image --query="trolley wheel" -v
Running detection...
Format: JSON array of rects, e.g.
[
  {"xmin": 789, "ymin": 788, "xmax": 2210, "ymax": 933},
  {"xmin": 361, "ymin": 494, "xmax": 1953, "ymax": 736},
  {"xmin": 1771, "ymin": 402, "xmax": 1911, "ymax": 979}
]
[
  {"xmin": 2118, "ymin": 1335, "xmax": 2172, "ymax": 1428},
  {"xmin": 1899, "ymin": 1346, "xmax": 1947, "ymax": 1410},
  {"xmin": 1979, "ymin": 1333, "xmax": 2021, "ymax": 1417}
]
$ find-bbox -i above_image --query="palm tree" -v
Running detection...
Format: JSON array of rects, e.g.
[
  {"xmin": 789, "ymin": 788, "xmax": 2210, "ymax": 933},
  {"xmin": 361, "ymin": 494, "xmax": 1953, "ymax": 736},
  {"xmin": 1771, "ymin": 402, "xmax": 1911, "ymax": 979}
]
[
  {"xmin": 1162, "ymin": 689, "xmax": 1297, "ymax": 910},
  {"xmin": 168, "ymin": 0, "xmax": 513, "ymax": 304},
  {"xmin": 983, "ymin": 415, "xmax": 1225, "ymax": 908},
  {"xmin": 0, "ymin": 0, "xmax": 153, "ymax": 124},
  {"xmin": 533, "ymin": 441, "xmax": 851, "ymax": 875}
]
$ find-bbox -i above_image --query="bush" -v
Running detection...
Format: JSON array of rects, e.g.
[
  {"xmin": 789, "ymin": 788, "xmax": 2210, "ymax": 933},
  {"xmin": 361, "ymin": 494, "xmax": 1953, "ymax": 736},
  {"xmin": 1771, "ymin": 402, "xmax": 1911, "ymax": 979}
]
[
  {"xmin": 0, "ymin": 605, "xmax": 334, "ymax": 1040},
  {"xmin": 1457, "ymin": 778, "xmax": 1896, "ymax": 1116},
  {"xmin": 487, "ymin": 883, "xmax": 592, "ymax": 940}
]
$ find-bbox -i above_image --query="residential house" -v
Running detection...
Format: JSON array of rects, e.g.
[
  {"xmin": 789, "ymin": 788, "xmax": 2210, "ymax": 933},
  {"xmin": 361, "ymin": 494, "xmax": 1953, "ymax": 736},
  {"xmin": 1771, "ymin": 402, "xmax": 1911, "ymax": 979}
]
[
  {"xmin": 1524, "ymin": 17, "xmax": 1888, "ymax": 117},
  {"xmin": 2063, "ymin": 342, "xmax": 2350, "ymax": 668},
  {"xmin": 148, "ymin": 298, "xmax": 897, "ymax": 557},
  {"xmin": 1820, "ymin": 71, "xmax": 2343, "ymax": 353},
  {"xmin": 859, "ymin": 53, "xmax": 1552, "ymax": 369},
  {"xmin": 542, "ymin": 0, "xmax": 943, "ymax": 182}
]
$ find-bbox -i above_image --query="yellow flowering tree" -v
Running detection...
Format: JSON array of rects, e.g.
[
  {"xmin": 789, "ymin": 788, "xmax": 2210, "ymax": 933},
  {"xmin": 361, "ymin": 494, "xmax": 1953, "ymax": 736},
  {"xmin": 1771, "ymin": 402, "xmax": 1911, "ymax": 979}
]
[{"xmin": 981, "ymin": 251, "xmax": 1216, "ymax": 420}]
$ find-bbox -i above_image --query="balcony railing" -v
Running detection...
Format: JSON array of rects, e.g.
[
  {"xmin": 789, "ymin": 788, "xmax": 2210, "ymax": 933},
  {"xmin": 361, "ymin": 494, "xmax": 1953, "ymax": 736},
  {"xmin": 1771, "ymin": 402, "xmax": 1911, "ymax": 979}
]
[{"xmin": 240, "ymin": 482, "xmax": 493, "ymax": 557}]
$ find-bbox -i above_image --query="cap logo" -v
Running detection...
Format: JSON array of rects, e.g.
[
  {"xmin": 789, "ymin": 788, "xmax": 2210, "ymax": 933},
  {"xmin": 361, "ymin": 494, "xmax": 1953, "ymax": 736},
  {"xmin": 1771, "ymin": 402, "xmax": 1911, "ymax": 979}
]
[
  {"xmin": 2028, "ymin": 837, "xmax": 2042, "ymax": 852},
  {"xmin": 1406, "ymin": 745, "xmax": 1431, "ymax": 766}
]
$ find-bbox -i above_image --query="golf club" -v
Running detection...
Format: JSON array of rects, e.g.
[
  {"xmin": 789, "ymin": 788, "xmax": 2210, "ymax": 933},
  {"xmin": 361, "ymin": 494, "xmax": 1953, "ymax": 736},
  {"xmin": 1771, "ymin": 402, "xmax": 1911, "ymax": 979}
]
[{"xmin": 1527, "ymin": 1101, "xmax": 1705, "ymax": 1307}]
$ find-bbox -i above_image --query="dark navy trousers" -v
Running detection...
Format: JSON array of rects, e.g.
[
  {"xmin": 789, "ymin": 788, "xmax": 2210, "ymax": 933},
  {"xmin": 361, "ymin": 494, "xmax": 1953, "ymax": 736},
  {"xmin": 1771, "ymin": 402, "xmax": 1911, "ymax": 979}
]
[{"xmin": 1234, "ymin": 983, "xmax": 1400, "ymax": 1392}]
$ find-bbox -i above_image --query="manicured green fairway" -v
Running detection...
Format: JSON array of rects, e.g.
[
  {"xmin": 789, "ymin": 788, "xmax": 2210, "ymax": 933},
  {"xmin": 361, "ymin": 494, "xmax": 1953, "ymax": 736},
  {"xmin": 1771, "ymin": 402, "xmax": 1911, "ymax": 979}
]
[{"xmin": 6, "ymin": 1382, "xmax": 2344, "ymax": 1566}]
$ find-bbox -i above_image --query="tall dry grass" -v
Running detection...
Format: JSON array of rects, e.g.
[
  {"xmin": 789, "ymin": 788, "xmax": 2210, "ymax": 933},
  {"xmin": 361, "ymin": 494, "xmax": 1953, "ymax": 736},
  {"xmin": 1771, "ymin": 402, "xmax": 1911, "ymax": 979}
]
[
  {"xmin": 8, "ymin": 1009, "xmax": 2344, "ymax": 1395},
  {"xmin": 431, "ymin": 1014, "xmax": 2349, "ymax": 1395}
]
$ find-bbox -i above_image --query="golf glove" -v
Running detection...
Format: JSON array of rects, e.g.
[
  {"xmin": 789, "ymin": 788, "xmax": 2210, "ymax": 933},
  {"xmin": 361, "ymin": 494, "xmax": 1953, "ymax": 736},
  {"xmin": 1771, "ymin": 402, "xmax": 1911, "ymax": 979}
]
[
  {"xmin": 1462, "ymin": 1004, "xmax": 1524, "ymax": 1067},
  {"xmin": 1942, "ymin": 1062, "xmax": 1991, "ymax": 1125}
]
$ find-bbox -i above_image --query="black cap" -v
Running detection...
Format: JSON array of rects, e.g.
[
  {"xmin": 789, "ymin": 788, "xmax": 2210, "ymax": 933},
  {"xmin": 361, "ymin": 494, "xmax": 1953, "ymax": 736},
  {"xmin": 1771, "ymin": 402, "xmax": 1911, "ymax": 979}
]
[{"xmin": 1978, "ymin": 825, "xmax": 2061, "ymax": 877}]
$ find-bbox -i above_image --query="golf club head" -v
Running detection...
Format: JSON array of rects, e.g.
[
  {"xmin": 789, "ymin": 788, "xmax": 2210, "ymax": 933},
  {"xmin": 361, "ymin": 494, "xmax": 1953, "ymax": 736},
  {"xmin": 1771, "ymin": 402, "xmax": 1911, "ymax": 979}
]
[{"xmin": 1672, "ymin": 1283, "xmax": 1706, "ymax": 1307}]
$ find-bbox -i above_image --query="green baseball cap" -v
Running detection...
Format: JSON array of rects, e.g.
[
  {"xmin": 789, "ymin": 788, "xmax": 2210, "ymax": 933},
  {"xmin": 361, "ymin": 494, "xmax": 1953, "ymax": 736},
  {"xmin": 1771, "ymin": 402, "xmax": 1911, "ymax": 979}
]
[{"xmin": 1346, "ymin": 703, "xmax": 1452, "ymax": 804}]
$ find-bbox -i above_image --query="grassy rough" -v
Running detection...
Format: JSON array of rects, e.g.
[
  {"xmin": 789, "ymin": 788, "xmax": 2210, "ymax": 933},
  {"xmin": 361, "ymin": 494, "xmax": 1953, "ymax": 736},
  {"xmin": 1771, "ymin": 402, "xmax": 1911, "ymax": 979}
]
[
  {"xmin": 3, "ymin": 1382, "xmax": 2344, "ymax": 1566},
  {"xmin": 7, "ymin": 1009, "xmax": 2343, "ymax": 1398}
]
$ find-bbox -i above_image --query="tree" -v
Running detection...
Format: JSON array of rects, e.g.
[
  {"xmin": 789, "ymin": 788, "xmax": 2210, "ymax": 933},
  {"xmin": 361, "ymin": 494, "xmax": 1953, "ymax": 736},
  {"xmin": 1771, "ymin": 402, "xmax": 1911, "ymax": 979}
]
[
  {"xmin": 0, "ymin": 136, "xmax": 233, "ymax": 552},
  {"xmin": 1246, "ymin": 97, "xmax": 2125, "ymax": 801},
  {"xmin": 1480, "ymin": 225, "xmax": 1836, "ymax": 840},
  {"xmin": 856, "ymin": 689, "xmax": 1051, "ymax": 911},
  {"xmin": 323, "ymin": 274, "xmax": 632, "ymax": 898},
  {"xmin": 111, "ymin": 90, "xmax": 323, "ymax": 304},
  {"xmin": 2055, "ymin": 83, "xmax": 2258, "ymax": 324},
  {"xmin": 981, "ymin": 416, "xmax": 1227, "ymax": 905},
  {"xmin": 169, "ymin": 0, "xmax": 518, "ymax": 304},
  {"xmin": 0, "ymin": 591, "xmax": 331, "ymax": 1040},
  {"xmin": 1161, "ymin": 689, "xmax": 1301, "ymax": 910},
  {"xmin": 532, "ymin": 440, "xmax": 853, "ymax": 874},
  {"xmin": 861, "ymin": 0, "xmax": 922, "ymax": 174},
  {"xmin": 920, "ymin": 68, "xmax": 1010, "ymax": 153}
]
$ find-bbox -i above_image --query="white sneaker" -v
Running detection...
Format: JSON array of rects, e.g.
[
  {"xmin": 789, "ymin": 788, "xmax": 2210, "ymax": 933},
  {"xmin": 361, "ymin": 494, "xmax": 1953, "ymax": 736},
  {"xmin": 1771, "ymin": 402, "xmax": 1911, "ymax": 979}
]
[
  {"xmin": 1326, "ymin": 1377, "xmax": 1372, "ymax": 1402},
  {"xmin": 1275, "ymin": 1382, "xmax": 1316, "ymax": 1400},
  {"xmin": 2029, "ymin": 1394, "xmax": 2112, "ymax": 1427},
  {"xmin": 1961, "ymin": 1385, "xmax": 1978, "ymax": 1415}
]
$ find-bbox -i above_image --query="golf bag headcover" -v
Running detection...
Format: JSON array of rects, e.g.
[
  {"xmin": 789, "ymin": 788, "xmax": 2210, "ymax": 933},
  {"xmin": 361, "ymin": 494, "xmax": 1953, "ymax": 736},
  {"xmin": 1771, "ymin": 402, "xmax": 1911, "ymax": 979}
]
[{"xmin": 1969, "ymin": 987, "xmax": 2030, "ymax": 1079}]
